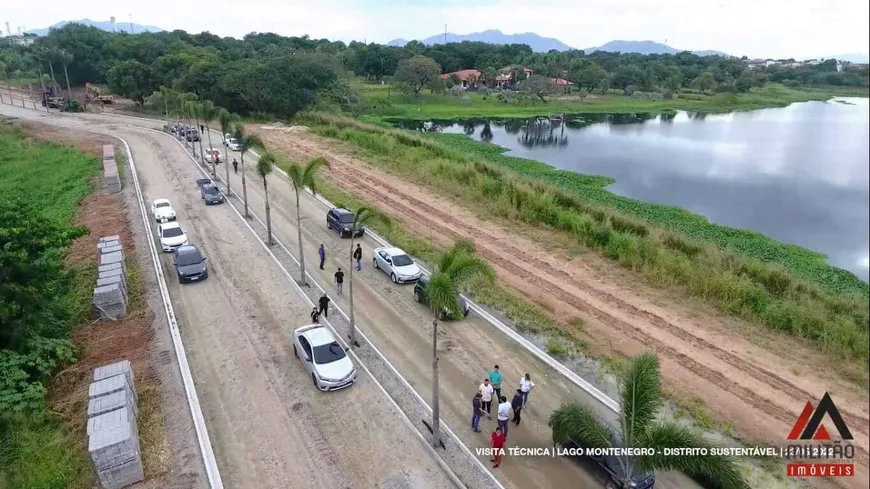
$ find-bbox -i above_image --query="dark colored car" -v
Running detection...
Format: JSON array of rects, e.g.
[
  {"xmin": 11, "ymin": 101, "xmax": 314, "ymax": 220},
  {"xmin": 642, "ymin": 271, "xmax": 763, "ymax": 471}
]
[
  {"xmin": 173, "ymin": 245, "xmax": 208, "ymax": 283},
  {"xmin": 186, "ymin": 127, "xmax": 200, "ymax": 142},
  {"xmin": 326, "ymin": 208, "xmax": 364, "ymax": 238},
  {"xmin": 413, "ymin": 275, "xmax": 469, "ymax": 320},
  {"xmin": 197, "ymin": 179, "xmax": 224, "ymax": 205},
  {"xmin": 555, "ymin": 435, "xmax": 655, "ymax": 489}
]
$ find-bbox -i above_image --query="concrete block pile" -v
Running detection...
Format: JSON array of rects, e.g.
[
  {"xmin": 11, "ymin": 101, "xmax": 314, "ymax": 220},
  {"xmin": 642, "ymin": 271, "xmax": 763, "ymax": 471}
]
[
  {"xmin": 87, "ymin": 360, "xmax": 144, "ymax": 489},
  {"xmin": 93, "ymin": 235, "xmax": 128, "ymax": 321},
  {"xmin": 103, "ymin": 144, "xmax": 121, "ymax": 194}
]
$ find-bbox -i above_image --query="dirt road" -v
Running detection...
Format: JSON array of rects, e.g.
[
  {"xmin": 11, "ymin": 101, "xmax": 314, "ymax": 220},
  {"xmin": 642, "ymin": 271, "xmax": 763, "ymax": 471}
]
[{"xmin": 0, "ymin": 104, "xmax": 458, "ymax": 489}]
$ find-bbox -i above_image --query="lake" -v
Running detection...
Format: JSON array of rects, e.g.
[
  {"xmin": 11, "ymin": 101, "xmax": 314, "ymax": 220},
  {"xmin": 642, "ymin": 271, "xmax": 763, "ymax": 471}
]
[{"xmin": 396, "ymin": 98, "xmax": 870, "ymax": 281}]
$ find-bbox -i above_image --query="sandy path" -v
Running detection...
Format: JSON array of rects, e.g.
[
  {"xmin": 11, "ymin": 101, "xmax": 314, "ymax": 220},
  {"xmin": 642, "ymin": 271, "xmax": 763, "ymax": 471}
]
[{"xmin": 252, "ymin": 127, "xmax": 870, "ymax": 489}]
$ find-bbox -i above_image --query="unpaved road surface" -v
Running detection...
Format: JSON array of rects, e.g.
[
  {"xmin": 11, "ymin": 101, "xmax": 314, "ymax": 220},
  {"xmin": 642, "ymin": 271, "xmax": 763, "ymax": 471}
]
[
  {"xmin": 252, "ymin": 126, "xmax": 870, "ymax": 489},
  {"xmin": 0, "ymin": 104, "xmax": 457, "ymax": 489}
]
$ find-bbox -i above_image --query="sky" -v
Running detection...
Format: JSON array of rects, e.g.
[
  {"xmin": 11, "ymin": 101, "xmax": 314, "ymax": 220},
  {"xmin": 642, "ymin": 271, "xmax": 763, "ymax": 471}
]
[{"xmin": 2, "ymin": 0, "xmax": 868, "ymax": 59}]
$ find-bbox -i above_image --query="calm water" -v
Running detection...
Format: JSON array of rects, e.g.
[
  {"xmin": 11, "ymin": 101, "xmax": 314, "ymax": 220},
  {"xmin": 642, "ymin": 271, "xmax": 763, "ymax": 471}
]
[{"xmin": 398, "ymin": 98, "xmax": 870, "ymax": 281}]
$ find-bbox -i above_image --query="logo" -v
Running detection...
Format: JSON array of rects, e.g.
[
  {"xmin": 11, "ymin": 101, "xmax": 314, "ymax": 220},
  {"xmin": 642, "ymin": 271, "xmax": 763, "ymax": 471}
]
[{"xmin": 788, "ymin": 392, "xmax": 853, "ymax": 441}]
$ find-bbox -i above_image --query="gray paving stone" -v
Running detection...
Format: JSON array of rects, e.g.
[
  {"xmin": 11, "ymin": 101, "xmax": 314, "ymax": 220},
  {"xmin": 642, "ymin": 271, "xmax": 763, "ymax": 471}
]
[
  {"xmin": 93, "ymin": 360, "xmax": 136, "ymax": 396},
  {"xmin": 87, "ymin": 388, "xmax": 138, "ymax": 419}
]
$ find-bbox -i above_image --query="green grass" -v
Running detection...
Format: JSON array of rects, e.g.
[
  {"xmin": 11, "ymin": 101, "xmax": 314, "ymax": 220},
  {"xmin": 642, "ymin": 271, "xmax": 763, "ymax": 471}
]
[
  {"xmin": 294, "ymin": 112, "xmax": 870, "ymax": 375},
  {"xmin": 353, "ymin": 81, "xmax": 869, "ymax": 121}
]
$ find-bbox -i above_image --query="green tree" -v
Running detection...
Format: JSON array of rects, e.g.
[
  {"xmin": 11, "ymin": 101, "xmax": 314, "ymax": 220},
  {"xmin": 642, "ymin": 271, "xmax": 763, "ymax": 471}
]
[
  {"xmin": 106, "ymin": 60, "xmax": 152, "ymax": 105},
  {"xmin": 568, "ymin": 60, "xmax": 608, "ymax": 92},
  {"xmin": 346, "ymin": 208, "xmax": 391, "ymax": 347},
  {"xmin": 549, "ymin": 353, "xmax": 747, "ymax": 489},
  {"xmin": 231, "ymin": 125, "xmax": 265, "ymax": 219},
  {"xmin": 284, "ymin": 157, "xmax": 330, "ymax": 285},
  {"xmin": 421, "ymin": 239, "xmax": 494, "ymax": 447},
  {"xmin": 393, "ymin": 55, "xmax": 443, "ymax": 95},
  {"xmin": 692, "ymin": 71, "xmax": 716, "ymax": 94},
  {"xmin": 520, "ymin": 74, "xmax": 557, "ymax": 102},
  {"xmin": 218, "ymin": 109, "xmax": 239, "ymax": 194},
  {"xmin": 255, "ymin": 151, "xmax": 276, "ymax": 245},
  {"xmin": 665, "ymin": 74, "xmax": 682, "ymax": 92},
  {"xmin": 598, "ymin": 76, "xmax": 611, "ymax": 94}
]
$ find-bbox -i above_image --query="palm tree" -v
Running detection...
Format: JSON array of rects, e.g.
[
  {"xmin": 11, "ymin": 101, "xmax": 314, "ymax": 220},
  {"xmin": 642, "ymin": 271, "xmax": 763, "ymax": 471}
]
[
  {"xmin": 255, "ymin": 151, "xmax": 277, "ymax": 245},
  {"xmin": 190, "ymin": 100, "xmax": 206, "ymax": 163},
  {"xmin": 200, "ymin": 100, "xmax": 220, "ymax": 177},
  {"xmin": 346, "ymin": 207, "xmax": 391, "ymax": 347},
  {"xmin": 157, "ymin": 86, "xmax": 174, "ymax": 123},
  {"xmin": 218, "ymin": 109, "xmax": 238, "ymax": 195},
  {"xmin": 180, "ymin": 93, "xmax": 198, "ymax": 151},
  {"xmin": 549, "ymin": 353, "xmax": 747, "ymax": 489},
  {"xmin": 231, "ymin": 125, "xmax": 265, "ymax": 219},
  {"xmin": 423, "ymin": 239, "xmax": 494, "ymax": 448},
  {"xmin": 285, "ymin": 156, "xmax": 330, "ymax": 284},
  {"xmin": 58, "ymin": 49, "xmax": 73, "ymax": 100}
]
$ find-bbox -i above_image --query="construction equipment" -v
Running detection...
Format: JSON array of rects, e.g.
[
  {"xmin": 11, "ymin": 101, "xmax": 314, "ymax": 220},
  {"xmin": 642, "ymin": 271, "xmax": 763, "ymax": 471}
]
[
  {"xmin": 41, "ymin": 86, "xmax": 65, "ymax": 109},
  {"xmin": 86, "ymin": 82, "xmax": 114, "ymax": 104}
]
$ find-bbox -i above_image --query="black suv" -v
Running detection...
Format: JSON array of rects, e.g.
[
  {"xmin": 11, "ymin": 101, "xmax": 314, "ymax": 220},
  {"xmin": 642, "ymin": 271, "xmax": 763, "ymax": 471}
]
[
  {"xmin": 413, "ymin": 276, "xmax": 470, "ymax": 320},
  {"xmin": 555, "ymin": 435, "xmax": 655, "ymax": 489},
  {"xmin": 326, "ymin": 208, "xmax": 364, "ymax": 238},
  {"xmin": 173, "ymin": 245, "xmax": 208, "ymax": 283},
  {"xmin": 186, "ymin": 127, "xmax": 200, "ymax": 142}
]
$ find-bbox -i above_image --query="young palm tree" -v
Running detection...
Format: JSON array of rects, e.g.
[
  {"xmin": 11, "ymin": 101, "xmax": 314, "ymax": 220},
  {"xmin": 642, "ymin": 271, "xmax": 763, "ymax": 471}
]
[
  {"xmin": 423, "ymin": 239, "xmax": 494, "ymax": 448},
  {"xmin": 58, "ymin": 49, "xmax": 73, "ymax": 100},
  {"xmin": 181, "ymin": 93, "xmax": 198, "ymax": 151},
  {"xmin": 285, "ymin": 156, "xmax": 330, "ymax": 284},
  {"xmin": 191, "ymin": 100, "xmax": 206, "ymax": 162},
  {"xmin": 200, "ymin": 100, "xmax": 220, "ymax": 177},
  {"xmin": 255, "ymin": 151, "xmax": 277, "ymax": 245},
  {"xmin": 549, "ymin": 353, "xmax": 747, "ymax": 489},
  {"xmin": 346, "ymin": 207, "xmax": 391, "ymax": 347},
  {"xmin": 231, "ymin": 125, "xmax": 265, "ymax": 219},
  {"xmin": 218, "ymin": 109, "xmax": 238, "ymax": 194},
  {"xmin": 157, "ymin": 86, "xmax": 174, "ymax": 124}
]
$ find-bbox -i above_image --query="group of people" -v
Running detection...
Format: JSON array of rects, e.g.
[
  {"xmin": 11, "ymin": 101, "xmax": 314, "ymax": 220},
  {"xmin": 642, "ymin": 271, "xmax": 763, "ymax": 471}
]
[
  {"xmin": 473, "ymin": 365, "xmax": 536, "ymax": 468},
  {"xmin": 308, "ymin": 243, "xmax": 361, "ymax": 322}
]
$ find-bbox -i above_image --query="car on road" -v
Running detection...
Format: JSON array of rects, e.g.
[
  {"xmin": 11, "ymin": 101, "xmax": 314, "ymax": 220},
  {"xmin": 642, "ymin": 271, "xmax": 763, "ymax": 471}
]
[
  {"xmin": 157, "ymin": 221, "xmax": 189, "ymax": 252},
  {"xmin": 413, "ymin": 275, "xmax": 470, "ymax": 320},
  {"xmin": 173, "ymin": 244, "xmax": 208, "ymax": 283},
  {"xmin": 223, "ymin": 133, "xmax": 240, "ymax": 151},
  {"xmin": 554, "ymin": 434, "xmax": 655, "ymax": 489},
  {"xmin": 186, "ymin": 127, "xmax": 200, "ymax": 142},
  {"xmin": 204, "ymin": 148, "xmax": 222, "ymax": 164},
  {"xmin": 197, "ymin": 179, "xmax": 225, "ymax": 205},
  {"xmin": 292, "ymin": 324, "xmax": 356, "ymax": 391},
  {"xmin": 151, "ymin": 198, "xmax": 177, "ymax": 223},
  {"xmin": 372, "ymin": 247, "xmax": 423, "ymax": 283},
  {"xmin": 326, "ymin": 208, "xmax": 364, "ymax": 238}
]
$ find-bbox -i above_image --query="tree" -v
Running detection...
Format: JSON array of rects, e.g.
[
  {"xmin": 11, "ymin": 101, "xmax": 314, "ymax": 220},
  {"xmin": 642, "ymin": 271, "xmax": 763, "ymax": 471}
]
[
  {"xmin": 393, "ymin": 55, "xmax": 443, "ymax": 95},
  {"xmin": 255, "ymin": 151, "xmax": 276, "ymax": 245},
  {"xmin": 568, "ymin": 60, "xmax": 608, "ymax": 91},
  {"xmin": 231, "ymin": 125, "xmax": 265, "ymax": 219},
  {"xmin": 577, "ymin": 87, "xmax": 589, "ymax": 101},
  {"xmin": 218, "ymin": 109, "xmax": 239, "ymax": 195},
  {"xmin": 200, "ymin": 100, "xmax": 220, "ymax": 177},
  {"xmin": 664, "ymin": 74, "xmax": 682, "ymax": 92},
  {"xmin": 285, "ymin": 157, "xmax": 330, "ymax": 284},
  {"xmin": 520, "ymin": 75, "xmax": 557, "ymax": 102},
  {"xmin": 692, "ymin": 71, "xmax": 716, "ymax": 94},
  {"xmin": 57, "ymin": 49, "xmax": 74, "ymax": 100},
  {"xmin": 346, "ymin": 208, "xmax": 391, "ymax": 347},
  {"xmin": 422, "ymin": 239, "xmax": 494, "ymax": 448},
  {"xmin": 106, "ymin": 60, "xmax": 152, "ymax": 105},
  {"xmin": 187, "ymin": 100, "xmax": 206, "ymax": 162},
  {"xmin": 598, "ymin": 76, "xmax": 611, "ymax": 94},
  {"xmin": 549, "ymin": 353, "xmax": 747, "ymax": 489}
]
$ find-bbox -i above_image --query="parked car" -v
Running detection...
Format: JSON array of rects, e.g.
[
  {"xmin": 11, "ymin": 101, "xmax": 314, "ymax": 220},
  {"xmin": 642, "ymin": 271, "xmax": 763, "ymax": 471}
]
[
  {"xmin": 151, "ymin": 198, "xmax": 176, "ymax": 223},
  {"xmin": 372, "ymin": 247, "xmax": 423, "ymax": 283},
  {"xmin": 326, "ymin": 208, "xmax": 364, "ymax": 238},
  {"xmin": 197, "ymin": 179, "xmax": 224, "ymax": 205},
  {"xmin": 204, "ymin": 148, "xmax": 221, "ymax": 164},
  {"xmin": 223, "ymin": 133, "xmax": 240, "ymax": 151},
  {"xmin": 292, "ymin": 324, "xmax": 356, "ymax": 391},
  {"xmin": 554, "ymin": 432, "xmax": 656, "ymax": 489},
  {"xmin": 157, "ymin": 222, "xmax": 189, "ymax": 253},
  {"xmin": 186, "ymin": 127, "xmax": 200, "ymax": 142},
  {"xmin": 173, "ymin": 244, "xmax": 208, "ymax": 283},
  {"xmin": 413, "ymin": 275, "xmax": 469, "ymax": 320}
]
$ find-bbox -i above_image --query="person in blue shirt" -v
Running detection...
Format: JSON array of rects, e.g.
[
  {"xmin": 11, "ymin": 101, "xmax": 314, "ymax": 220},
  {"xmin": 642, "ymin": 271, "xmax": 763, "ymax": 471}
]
[{"xmin": 488, "ymin": 365, "xmax": 503, "ymax": 401}]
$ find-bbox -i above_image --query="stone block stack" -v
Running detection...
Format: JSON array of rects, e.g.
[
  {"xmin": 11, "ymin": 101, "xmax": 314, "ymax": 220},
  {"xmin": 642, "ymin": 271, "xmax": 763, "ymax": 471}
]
[
  {"xmin": 87, "ymin": 360, "xmax": 144, "ymax": 489},
  {"xmin": 93, "ymin": 235, "xmax": 128, "ymax": 320},
  {"xmin": 103, "ymin": 144, "xmax": 121, "ymax": 194}
]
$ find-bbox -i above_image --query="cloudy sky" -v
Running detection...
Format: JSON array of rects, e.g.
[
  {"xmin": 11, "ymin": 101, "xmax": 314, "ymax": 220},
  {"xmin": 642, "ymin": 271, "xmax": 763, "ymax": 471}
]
[{"xmin": 3, "ymin": 0, "xmax": 868, "ymax": 59}]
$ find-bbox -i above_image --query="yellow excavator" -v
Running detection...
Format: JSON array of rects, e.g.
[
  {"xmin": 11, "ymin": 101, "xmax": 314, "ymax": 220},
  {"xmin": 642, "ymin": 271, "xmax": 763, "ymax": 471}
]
[{"xmin": 86, "ymin": 82, "xmax": 114, "ymax": 104}]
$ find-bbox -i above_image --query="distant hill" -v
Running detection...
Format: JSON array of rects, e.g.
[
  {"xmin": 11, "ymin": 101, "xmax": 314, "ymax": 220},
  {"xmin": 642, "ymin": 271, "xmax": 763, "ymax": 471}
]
[
  {"xmin": 583, "ymin": 40, "xmax": 728, "ymax": 57},
  {"xmin": 387, "ymin": 29, "xmax": 573, "ymax": 53},
  {"xmin": 821, "ymin": 53, "xmax": 869, "ymax": 63},
  {"xmin": 26, "ymin": 19, "xmax": 164, "ymax": 36}
]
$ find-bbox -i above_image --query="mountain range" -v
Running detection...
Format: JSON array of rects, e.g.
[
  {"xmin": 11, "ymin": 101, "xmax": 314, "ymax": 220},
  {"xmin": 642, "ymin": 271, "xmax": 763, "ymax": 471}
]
[{"xmin": 26, "ymin": 19, "xmax": 164, "ymax": 36}]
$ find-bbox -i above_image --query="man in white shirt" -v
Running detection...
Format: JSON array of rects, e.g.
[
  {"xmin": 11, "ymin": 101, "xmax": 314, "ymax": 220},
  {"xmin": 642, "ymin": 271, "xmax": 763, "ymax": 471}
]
[
  {"xmin": 479, "ymin": 378, "xmax": 495, "ymax": 417},
  {"xmin": 496, "ymin": 396, "xmax": 512, "ymax": 437},
  {"xmin": 519, "ymin": 373, "xmax": 535, "ymax": 407}
]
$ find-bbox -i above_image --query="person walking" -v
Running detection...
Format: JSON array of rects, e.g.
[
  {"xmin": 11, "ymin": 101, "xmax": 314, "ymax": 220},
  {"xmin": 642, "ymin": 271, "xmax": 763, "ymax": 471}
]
[
  {"xmin": 490, "ymin": 427, "xmax": 507, "ymax": 468},
  {"xmin": 318, "ymin": 293, "xmax": 330, "ymax": 318},
  {"xmin": 318, "ymin": 244, "xmax": 326, "ymax": 270},
  {"xmin": 232, "ymin": 158, "xmax": 238, "ymax": 174},
  {"xmin": 511, "ymin": 389, "xmax": 524, "ymax": 426},
  {"xmin": 519, "ymin": 373, "xmax": 535, "ymax": 407},
  {"xmin": 310, "ymin": 307, "xmax": 321, "ymax": 323},
  {"xmin": 334, "ymin": 267, "xmax": 345, "ymax": 294},
  {"xmin": 496, "ymin": 395, "xmax": 511, "ymax": 437},
  {"xmin": 489, "ymin": 365, "xmax": 503, "ymax": 401},
  {"xmin": 353, "ymin": 244, "xmax": 362, "ymax": 271},
  {"xmin": 471, "ymin": 392, "xmax": 485, "ymax": 433},
  {"xmin": 479, "ymin": 378, "xmax": 495, "ymax": 417}
]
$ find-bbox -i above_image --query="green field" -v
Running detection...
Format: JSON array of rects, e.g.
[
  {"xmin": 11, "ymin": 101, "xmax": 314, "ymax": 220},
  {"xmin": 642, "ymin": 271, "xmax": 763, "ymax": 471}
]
[
  {"xmin": 354, "ymin": 81, "xmax": 869, "ymax": 121},
  {"xmin": 295, "ymin": 112, "xmax": 870, "ymax": 379}
]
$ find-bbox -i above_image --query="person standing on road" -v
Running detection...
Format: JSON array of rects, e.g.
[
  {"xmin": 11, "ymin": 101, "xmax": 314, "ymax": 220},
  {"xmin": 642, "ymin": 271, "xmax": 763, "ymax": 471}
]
[
  {"xmin": 496, "ymin": 396, "xmax": 511, "ymax": 437},
  {"xmin": 318, "ymin": 293, "xmax": 330, "ymax": 318},
  {"xmin": 232, "ymin": 158, "xmax": 238, "ymax": 174},
  {"xmin": 318, "ymin": 244, "xmax": 326, "ymax": 270},
  {"xmin": 310, "ymin": 307, "xmax": 321, "ymax": 323},
  {"xmin": 490, "ymin": 427, "xmax": 507, "ymax": 468},
  {"xmin": 479, "ymin": 378, "xmax": 495, "ymax": 417},
  {"xmin": 471, "ymin": 392, "xmax": 485, "ymax": 433},
  {"xmin": 489, "ymin": 365, "xmax": 503, "ymax": 401},
  {"xmin": 511, "ymin": 389, "xmax": 524, "ymax": 426},
  {"xmin": 334, "ymin": 267, "xmax": 345, "ymax": 294},
  {"xmin": 353, "ymin": 244, "xmax": 362, "ymax": 271},
  {"xmin": 519, "ymin": 373, "xmax": 535, "ymax": 407},
  {"xmin": 200, "ymin": 124, "xmax": 204, "ymax": 133}
]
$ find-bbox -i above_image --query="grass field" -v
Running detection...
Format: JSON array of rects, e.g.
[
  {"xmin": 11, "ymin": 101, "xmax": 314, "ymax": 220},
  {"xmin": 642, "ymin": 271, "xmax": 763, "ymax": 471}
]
[
  {"xmin": 353, "ymin": 81, "xmax": 869, "ymax": 121},
  {"xmin": 295, "ymin": 112, "xmax": 870, "ymax": 377}
]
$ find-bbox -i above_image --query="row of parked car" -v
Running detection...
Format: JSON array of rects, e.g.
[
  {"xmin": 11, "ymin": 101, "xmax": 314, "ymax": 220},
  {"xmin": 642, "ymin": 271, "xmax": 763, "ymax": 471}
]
[{"xmin": 150, "ymin": 198, "xmax": 209, "ymax": 283}]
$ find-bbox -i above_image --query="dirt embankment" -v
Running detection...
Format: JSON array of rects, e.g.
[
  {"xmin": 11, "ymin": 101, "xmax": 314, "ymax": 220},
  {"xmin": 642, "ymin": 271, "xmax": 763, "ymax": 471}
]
[{"xmin": 252, "ymin": 126, "xmax": 870, "ymax": 489}]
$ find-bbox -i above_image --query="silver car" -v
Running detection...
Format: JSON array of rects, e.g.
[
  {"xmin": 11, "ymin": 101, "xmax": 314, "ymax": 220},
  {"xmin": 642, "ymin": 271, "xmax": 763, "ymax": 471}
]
[
  {"xmin": 372, "ymin": 246, "xmax": 423, "ymax": 283},
  {"xmin": 293, "ymin": 324, "xmax": 356, "ymax": 391}
]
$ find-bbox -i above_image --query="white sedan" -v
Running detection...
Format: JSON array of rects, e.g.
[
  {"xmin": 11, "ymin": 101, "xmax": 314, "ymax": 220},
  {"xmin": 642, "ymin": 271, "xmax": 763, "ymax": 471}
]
[
  {"xmin": 157, "ymin": 222, "xmax": 189, "ymax": 252},
  {"xmin": 204, "ymin": 148, "xmax": 221, "ymax": 164},
  {"xmin": 293, "ymin": 324, "xmax": 356, "ymax": 391},
  {"xmin": 223, "ymin": 133, "xmax": 240, "ymax": 151},
  {"xmin": 151, "ymin": 198, "xmax": 176, "ymax": 223},
  {"xmin": 372, "ymin": 247, "xmax": 423, "ymax": 283}
]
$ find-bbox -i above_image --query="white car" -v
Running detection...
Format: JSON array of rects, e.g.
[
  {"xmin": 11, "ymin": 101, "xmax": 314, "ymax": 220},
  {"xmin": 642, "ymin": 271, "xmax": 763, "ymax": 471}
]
[
  {"xmin": 151, "ymin": 198, "xmax": 176, "ymax": 223},
  {"xmin": 204, "ymin": 148, "xmax": 221, "ymax": 164},
  {"xmin": 293, "ymin": 324, "xmax": 356, "ymax": 391},
  {"xmin": 157, "ymin": 221, "xmax": 189, "ymax": 252},
  {"xmin": 372, "ymin": 247, "xmax": 423, "ymax": 283},
  {"xmin": 223, "ymin": 134, "xmax": 240, "ymax": 151}
]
